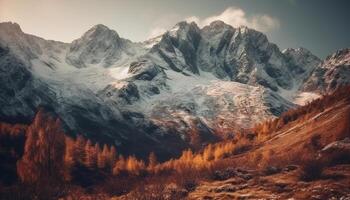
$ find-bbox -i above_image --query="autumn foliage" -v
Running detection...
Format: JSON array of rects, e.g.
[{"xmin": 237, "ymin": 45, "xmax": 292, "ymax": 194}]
[
  {"xmin": 253, "ymin": 86, "xmax": 350, "ymax": 140},
  {"xmin": 0, "ymin": 86, "xmax": 350, "ymax": 198},
  {"xmin": 0, "ymin": 110, "xmax": 154, "ymax": 183},
  {"xmin": 0, "ymin": 108, "xmax": 255, "ymax": 189},
  {"xmin": 17, "ymin": 112, "xmax": 66, "ymax": 183},
  {"xmin": 6, "ymin": 86, "xmax": 348, "ymax": 185}
]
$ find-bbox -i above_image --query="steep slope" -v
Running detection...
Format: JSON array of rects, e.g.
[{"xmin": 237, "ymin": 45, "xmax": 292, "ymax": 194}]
[
  {"xmin": 303, "ymin": 48, "xmax": 350, "ymax": 92},
  {"xmin": 112, "ymin": 87, "xmax": 350, "ymax": 200},
  {"xmin": 188, "ymin": 87, "xmax": 350, "ymax": 199},
  {"xmin": 0, "ymin": 23, "xmax": 187, "ymax": 159},
  {"xmin": 0, "ymin": 20, "xmax": 338, "ymax": 158},
  {"xmin": 199, "ymin": 22, "xmax": 293, "ymax": 91},
  {"xmin": 143, "ymin": 75, "xmax": 294, "ymax": 140},
  {"xmin": 0, "ymin": 45, "xmax": 54, "ymax": 121},
  {"xmin": 146, "ymin": 21, "xmax": 321, "ymax": 93},
  {"xmin": 150, "ymin": 21, "xmax": 202, "ymax": 74}
]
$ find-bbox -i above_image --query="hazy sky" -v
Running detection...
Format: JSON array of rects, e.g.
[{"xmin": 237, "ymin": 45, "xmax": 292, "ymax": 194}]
[{"xmin": 1, "ymin": 0, "xmax": 349, "ymax": 58}]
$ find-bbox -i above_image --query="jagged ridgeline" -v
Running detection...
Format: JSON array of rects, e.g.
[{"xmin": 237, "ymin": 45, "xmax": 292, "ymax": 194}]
[{"xmin": 0, "ymin": 21, "xmax": 349, "ymax": 159}]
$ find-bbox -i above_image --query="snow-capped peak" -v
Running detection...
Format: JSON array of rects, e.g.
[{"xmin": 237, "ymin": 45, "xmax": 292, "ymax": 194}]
[
  {"xmin": 174, "ymin": 21, "xmax": 199, "ymax": 29},
  {"xmin": 90, "ymin": 24, "xmax": 112, "ymax": 31},
  {"xmin": 201, "ymin": 20, "xmax": 234, "ymax": 38},
  {"xmin": 65, "ymin": 24, "xmax": 143, "ymax": 68},
  {"xmin": 82, "ymin": 24, "xmax": 120, "ymax": 41},
  {"xmin": 205, "ymin": 20, "xmax": 233, "ymax": 30},
  {"xmin": 0, "ymin": 22, "xmax": 44, "ymax": 65},
  {"xmin": 168, "ymin": 21, "xmax": 201, "ymax": 38},
  {"xmin": 208, "ymin": 20, "xmax": 229, "ymax": 28},
  {"xmin": 2, "ymin": 20, "xmax": 346, "ymax": 157}
]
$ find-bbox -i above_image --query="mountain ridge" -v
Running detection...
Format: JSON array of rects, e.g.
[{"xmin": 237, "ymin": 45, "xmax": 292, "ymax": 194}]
[{"xmin": 0, "ymin": 20, "xmax": 348, "ymax": 158}]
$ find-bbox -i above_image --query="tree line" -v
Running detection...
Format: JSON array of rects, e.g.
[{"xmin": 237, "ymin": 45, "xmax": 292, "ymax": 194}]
[{"xmin": 0, "ymin": 86, "xmax": 349, "ymax": 198}]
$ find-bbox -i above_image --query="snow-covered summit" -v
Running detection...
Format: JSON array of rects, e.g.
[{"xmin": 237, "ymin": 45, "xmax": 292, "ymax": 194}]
[
  {"xmin": 0, "ymin": 22, "xmax": 69, "ymax": 67},
  {"xmin": 0, "ymin": 20, "xmax": 345, "ymax": 157},
  {"xmin": 66, "ymin": 24, "xmax": 145, "ymax": 68}
]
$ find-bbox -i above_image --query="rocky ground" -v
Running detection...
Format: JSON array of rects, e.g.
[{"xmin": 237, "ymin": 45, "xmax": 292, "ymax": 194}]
[{"xmin": 188, "ymin": 165, "xmax": 350, "ymax": 200}]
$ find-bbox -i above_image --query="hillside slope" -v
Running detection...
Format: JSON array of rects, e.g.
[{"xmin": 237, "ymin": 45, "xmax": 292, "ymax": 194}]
[{"xmin": 188, "ymin": 87, "xmax": 350, "ymax": 199}]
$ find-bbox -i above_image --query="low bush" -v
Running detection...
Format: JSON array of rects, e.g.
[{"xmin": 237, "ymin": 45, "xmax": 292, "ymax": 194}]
[{"xmin": 299, "ymin": 157, "xmax": 326, "ymax": 181}]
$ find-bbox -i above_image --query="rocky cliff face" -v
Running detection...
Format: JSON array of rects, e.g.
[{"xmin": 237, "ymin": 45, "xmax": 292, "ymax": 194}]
[
  {"xmin": 303, "ymin": 48, "xmax": 350, "ymax": 92},
  {"xmin": 0, "ymin": 21, "xmax": 345, "ymax": 158},
  {"xmin": 145, "ymin": 21, "xmax": 321, "ymax": 92},
  {"xmin": 0, "ymin": 45, "xmax": 53, "ymax": 121}
]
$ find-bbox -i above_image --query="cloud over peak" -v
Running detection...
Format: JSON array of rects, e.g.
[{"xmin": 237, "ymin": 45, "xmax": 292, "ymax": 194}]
[
  {"xmin": 148, "ymin": 7, "xmax": 280, "ymax": 39},
  {"xmin": 186, "ymin": 7, "xmax": 280, "ymax": 32}
]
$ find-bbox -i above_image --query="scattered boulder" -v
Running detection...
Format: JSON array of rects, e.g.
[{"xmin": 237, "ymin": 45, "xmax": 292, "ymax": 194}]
[
  {"xmin": 320, "ymin": 138, "xmax": 350, "ymax": 164},
  {"xmin": 274, "ymin": 182, "xmax": 289, "ymax": 190},
  {"xmin": 213, "ymin": 167, "xmax": 254, "ymax": 181},
  {"xmin": 237, "ymin": 173, "xmax": 253, "ymax": 181},
  {"xmin": 212, "ymin": 167, "xmax": 236, "ymax": 180},
  {"xmin": 101, "ymin": 82, "xmax": 140, "ymax": 104},
  {"xmin": 321, "ymin": 138, "xmax": 350, "ymax": 154},
  {"xmin": 162, "ymin": 184, "xmax": 188, "ymax": 199},
  {"xmin": 263, "ymin": 166, "xmax": 282, "ymax": 175},
  {"xmin": 209, "ymin": 183, "xmax": 248, "ymax": 193},
  {"xmin": 283, "ymin": 165, "xmax": 298, "ymax": 172},
  {"xmin": 212, "ymin": 185, "xmax": 237, "ymax": 193}
]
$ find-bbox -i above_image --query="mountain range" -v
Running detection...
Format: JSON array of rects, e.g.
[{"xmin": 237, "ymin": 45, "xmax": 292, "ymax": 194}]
[{"xmin": 0, "ymin": 20, "xmax": 349, "ymax": 159}]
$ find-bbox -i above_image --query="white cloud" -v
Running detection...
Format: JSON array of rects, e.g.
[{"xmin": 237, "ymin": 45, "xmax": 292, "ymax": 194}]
[
  {"xmin": 249, "ymin": 15, "xmax": 281, "ymax": 32},
  {"xmin": 186, "ymin": 7, "xmax": 280, "ymax": 32},
  {"xmin": 148, "ymin": 27, "xmax": 168, "ymax": 39},
  {"xmin": 189, "ymin": 7, "xmax": 248, "ymax": 28},
  {"xmin": 147, "ymin": 7, "xmax": 280, "ymax": 39}
]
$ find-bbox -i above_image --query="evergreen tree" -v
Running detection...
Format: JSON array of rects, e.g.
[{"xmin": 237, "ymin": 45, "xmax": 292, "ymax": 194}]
[
  {"xmin": 84, "ymin": 140, "xmax": 97, "ymax": 169},
  {"xmin": 17, "ymin": 112, "xmax": 66, "ymax": 183},
  {"xmin": 113, "ymin": 155, "xmax": 126, "ymax": 175},
  {"xmin": 147, "ymin": 152, "xmax": 158, "ymax": 170},
  {"xmin": 73, "ymin": 135, "xmax": 86, "ymax": 165}
]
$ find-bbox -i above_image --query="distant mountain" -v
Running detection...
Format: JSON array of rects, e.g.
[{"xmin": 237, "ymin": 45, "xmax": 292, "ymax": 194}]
[
  {"xmin": 0, "ymin": 21, "xmax": 348, "ymax": 158},
  {"xmin": 303, "ymin": 48, "xmax": 350, "ymax": 92}
]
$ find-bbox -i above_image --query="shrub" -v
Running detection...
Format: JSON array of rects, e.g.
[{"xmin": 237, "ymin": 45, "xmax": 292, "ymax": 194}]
[
  {"xmin": 101, "ymin": 176, "xmax": 138, "ymax": 196},
  {"xmin": 299, "ymin": 157, "xmax": 326, "ymax": 181},
  {"xmin": 212, "ymin": 167, "xmax": 236, "ymax": 180},
  {"xmin": 173, "ymin": 169, "xmax": 200, "ymax": 192},
  {"xmin": 310, "ymin": 134, "xmax": 322, "ymax": 150}
]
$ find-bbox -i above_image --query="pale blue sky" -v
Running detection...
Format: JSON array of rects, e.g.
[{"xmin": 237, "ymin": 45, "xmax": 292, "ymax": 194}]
[{"xmin": 1, "ymin": 0, "xmax": 349, "ymax": 58}]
